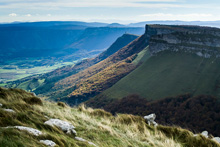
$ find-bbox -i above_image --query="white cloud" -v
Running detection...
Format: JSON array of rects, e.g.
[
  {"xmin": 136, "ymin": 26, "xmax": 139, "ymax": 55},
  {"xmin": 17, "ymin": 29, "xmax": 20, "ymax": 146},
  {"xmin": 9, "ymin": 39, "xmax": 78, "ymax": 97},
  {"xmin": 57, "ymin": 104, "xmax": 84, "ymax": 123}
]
[
  {"xmin": 47, "ymin": 14, "xmax": 51, "ymax": 16},
  {"xmin": 25, "ymin": 14, "xmax": 32, "ymax": 17},
  {"xmin": 9, "ymin": 13, "xmax": 17, "ymax": 17},
  {"xmin": 139, "ymin": 13, "xmax": 214, "ymax": 21},
  {"xmin": 0, "ymin": 0, "xmax": 183, "ymax": 9}
]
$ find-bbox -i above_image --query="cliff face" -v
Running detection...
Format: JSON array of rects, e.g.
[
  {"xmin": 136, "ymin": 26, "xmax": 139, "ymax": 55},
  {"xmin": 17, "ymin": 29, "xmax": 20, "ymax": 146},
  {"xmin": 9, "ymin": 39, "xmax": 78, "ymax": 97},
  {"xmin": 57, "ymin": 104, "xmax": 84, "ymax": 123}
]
[{"xmin": 145, "ymin": 25, "xmax": 220, "ymax": 57}]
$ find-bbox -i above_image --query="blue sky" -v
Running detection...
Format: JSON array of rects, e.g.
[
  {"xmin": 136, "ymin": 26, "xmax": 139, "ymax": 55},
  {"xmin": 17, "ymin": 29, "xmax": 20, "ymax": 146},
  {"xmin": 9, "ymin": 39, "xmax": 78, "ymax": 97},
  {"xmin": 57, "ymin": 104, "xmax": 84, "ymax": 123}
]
[{"xmin": 1, "ymin": 0, "xmax": 220, "ymax": 24}]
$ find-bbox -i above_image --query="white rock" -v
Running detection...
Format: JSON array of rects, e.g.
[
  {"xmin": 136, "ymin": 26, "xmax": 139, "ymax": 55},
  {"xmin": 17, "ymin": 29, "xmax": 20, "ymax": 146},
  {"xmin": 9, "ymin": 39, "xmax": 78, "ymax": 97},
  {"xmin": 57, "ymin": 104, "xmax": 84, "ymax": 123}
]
[
  {"xmin": 212, "ymin": 137, "xmax": 220, "ymax": 144},
  {"xmin": 196, "ymin": 52, "xmax": 203, "ymax": 57},
  {"xmin": 0, "ymin": 103, "xmax": 2, "ymax": 107},
  {"xmin": 201, "ymin": 131, "xmax": 208, "ymax": 138},
  {"xmin": 75, "ymin": 137, "xmax": 97, "ymax": 147},
  {"xmin": 144, "ymin": 113, "xmax": 158, "ymax": 127},
  {"xmin": 44, "ymin": 119, "xmax": 76, "ymax": 135},
  {"xmin": 40, "ymin": 140, "xmax": 56, "ymax": 147},
  {"xmin": 75, "ymin": 137, "xmax": 86, "ymax": 142},
  {"xmin": 6, "ymin": 126, "xmax": 43, "ymax": 136},
  {"xmin": 3, "ymin": 109, "xmax": 15, "ymax": 113}
]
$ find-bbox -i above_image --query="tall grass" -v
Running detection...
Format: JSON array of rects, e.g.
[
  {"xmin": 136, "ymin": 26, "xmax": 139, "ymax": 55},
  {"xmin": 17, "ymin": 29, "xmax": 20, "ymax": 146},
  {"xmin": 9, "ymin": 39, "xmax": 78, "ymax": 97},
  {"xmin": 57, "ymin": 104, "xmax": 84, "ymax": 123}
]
[{"xmin": 1, "ymin": 88, "xmax": 219, "ymax": 147}]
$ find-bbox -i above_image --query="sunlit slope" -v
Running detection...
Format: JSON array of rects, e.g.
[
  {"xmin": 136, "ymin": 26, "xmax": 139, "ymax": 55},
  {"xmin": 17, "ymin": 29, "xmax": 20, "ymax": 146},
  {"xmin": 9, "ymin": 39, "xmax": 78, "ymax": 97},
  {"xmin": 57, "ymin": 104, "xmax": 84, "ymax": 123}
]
[{"xmin": 101, "ymin": 51, "xmax": 220, "ymax": 100}]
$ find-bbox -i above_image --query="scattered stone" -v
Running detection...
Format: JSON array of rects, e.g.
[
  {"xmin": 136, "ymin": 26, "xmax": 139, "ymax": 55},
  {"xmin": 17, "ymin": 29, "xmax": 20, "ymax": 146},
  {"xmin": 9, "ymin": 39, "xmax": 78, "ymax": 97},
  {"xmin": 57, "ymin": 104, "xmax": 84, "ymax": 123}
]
[
  {"xmin": 44, "ymin": 119, "xmax": 76, "ymax": 135},
  {"xmin": 3, "ymin": 109, "xmax": 15, "ymax": 113},
  {"xmin": 5, "ymin": 126, "xmax": 43, "ymax": 136},
  {"xmin": 0, "ymin": 103, "xmax": 2, "ymax": 107},
  {"xmin": 40, "ymin": 140, "xmax": 56, "ymax": 147},
  {"xmin": 201, "ymin": 131, "xmax": 209, "ymax": 138},
  {"xmin": 212, "ymin": 137, "xmax": 220, "ymax": 144},
  {"xmin": 75, "ymin": 137, "xmax": 97, "ymax": 147},
  {"xmin": 144, "ymin": 113, "xmax": 158, "ymax": 126}
]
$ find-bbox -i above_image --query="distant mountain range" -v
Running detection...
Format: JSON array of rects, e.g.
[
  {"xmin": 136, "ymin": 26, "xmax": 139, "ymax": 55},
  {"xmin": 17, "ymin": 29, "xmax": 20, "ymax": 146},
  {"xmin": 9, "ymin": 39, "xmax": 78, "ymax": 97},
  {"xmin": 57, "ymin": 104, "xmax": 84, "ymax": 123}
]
[
  {"xmin": 128, "ymin": 20, "xmax": 220, "ymax": 28},
  {"xmin": 0, "ymin": 21, "xmax": 144, "ymax": 63}
]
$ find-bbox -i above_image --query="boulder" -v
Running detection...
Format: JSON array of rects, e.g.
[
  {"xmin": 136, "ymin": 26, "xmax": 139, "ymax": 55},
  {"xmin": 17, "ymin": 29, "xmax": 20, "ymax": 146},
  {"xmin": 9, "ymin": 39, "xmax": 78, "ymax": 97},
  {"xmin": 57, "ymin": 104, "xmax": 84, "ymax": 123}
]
[
  {"xmin": 40, "ymin": 140, "xmax": 56, "ymax": 147},
  {"xmin": 212, "ymin": 137, "xmax": 220, "ymax": 144},
  {"xmin": 144, "ymin": 113, "xmax": 158, "ymax": 126},
  {"xmin": 201, "ymin": 131, "xmax": 208, "ymax": 138},
  {"xmin": 5, "ymin": 126, "xmax": 43, "ymax": 136},
  {"xmin": 44, "ymin": 119, "xmax": 76, "ymax": 135}
]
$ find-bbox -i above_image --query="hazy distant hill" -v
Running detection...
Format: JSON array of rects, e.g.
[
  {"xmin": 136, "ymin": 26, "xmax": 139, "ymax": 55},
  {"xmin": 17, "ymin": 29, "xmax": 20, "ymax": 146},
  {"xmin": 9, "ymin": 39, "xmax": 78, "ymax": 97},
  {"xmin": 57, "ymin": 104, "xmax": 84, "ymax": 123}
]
[
  {"xmin": 0, "ymin": 21, "xmax": 144, "ymax": 62},
  {"xmin": 128, "ymin": 20, "xmax": 220, "ymax": 28},
  {"xmin": 67, "ymin": 27, "xmax": 144, "ymax": 52},
  {"xmin": 6, "ymin": 34, "xmax": 139, "ymax": 96}
]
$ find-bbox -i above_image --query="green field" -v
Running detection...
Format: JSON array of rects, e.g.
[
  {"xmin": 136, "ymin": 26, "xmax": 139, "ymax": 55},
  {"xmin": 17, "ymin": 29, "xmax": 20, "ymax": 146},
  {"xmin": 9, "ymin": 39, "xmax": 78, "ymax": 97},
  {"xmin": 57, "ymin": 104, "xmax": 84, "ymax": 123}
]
[
  {"xmin": 0, "ymin": 60, "xmax": 75, "ymax": 83},
  {"xmin": 101, "ymin": 51, "xmax": 220, "ymax": 100}
]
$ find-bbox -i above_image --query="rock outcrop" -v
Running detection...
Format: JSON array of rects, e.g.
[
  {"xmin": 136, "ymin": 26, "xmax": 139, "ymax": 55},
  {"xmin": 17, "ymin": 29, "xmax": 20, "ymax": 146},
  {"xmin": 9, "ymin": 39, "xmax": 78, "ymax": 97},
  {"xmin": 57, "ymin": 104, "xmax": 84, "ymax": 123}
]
[
  {"xmin": 201, "ymin": 131, "xmax": 209, "ymax": 138},
  {"xmin": 40, "ymin": 140, "xmax": 56, "ymax": 147},
  {"xmin": 44, "ymin": 119, "xmax": 76, "ymax": 135},
  {"xmin": 146, "ymin": 25, "xmax": 220, "ymax": 57},
  {"xmin": 144, "ymin": 113, "xmax": 158, "ymax": 126},
  {"xmin": 212, "ymin": 137, "xmax": 220, "ymax": 144},
  {"xmin": 5, "ymin": 126, "xmax": 43, "ymax": 136}
]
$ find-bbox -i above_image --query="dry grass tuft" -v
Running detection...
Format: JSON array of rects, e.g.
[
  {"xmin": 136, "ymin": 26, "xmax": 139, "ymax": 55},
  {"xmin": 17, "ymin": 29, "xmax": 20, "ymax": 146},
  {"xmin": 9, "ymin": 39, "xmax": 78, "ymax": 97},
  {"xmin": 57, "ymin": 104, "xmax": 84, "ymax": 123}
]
[
  {"xmin": 1, "ymin": 88, "xmax": 219, "ymax": 147},
  {"xmin": 57, "ymin": 101, "xmax": 66, "ymax": 108}
]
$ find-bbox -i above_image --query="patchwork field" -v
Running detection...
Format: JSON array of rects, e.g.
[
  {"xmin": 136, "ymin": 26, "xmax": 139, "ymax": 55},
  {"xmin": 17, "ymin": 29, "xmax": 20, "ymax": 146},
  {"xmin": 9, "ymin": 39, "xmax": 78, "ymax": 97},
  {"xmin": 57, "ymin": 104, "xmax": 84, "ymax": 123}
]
[{"xmin": 0, "ymin": 59, "xmax": 76, "ymax": 83}]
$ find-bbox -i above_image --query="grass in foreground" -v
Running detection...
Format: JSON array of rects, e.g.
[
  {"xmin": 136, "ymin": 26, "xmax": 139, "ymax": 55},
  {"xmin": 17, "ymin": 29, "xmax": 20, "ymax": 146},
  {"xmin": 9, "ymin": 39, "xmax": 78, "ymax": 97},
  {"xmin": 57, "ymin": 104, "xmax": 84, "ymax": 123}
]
[{"xmin": 0, "ymin": 88, "xmax": 219, "ymax": 147}]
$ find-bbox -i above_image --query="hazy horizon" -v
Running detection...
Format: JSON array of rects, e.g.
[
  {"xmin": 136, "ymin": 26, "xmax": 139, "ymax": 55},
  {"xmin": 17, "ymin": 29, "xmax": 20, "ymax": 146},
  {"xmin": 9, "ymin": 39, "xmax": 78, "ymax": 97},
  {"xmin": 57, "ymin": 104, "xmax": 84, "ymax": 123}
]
[{"xmin": 1, "ymin": 0, "xmax": 220, "ymax": 23}]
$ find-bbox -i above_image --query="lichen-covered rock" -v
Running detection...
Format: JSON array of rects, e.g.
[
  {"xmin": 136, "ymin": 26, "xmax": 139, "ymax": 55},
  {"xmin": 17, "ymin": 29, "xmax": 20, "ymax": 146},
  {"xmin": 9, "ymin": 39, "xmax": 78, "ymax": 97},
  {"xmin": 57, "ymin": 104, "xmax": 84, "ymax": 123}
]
[
  {"xmin": 40, "ymin": 140, "xmax": 56, "ymax": 147},
  {"xmin": 75, "ymin": 137, "xmax": 97, "ymax": 147},
  {"xmin": 44, "ymin": 119, "xmax": 76, "ymax": 135},
  {"xmin": 5, "ymin": 126, "xmax": 43, "ymax": 136},
  {"xmin": 201, "ymin": 131, "xmax": 208, "ymax": 138},
  {"xmin": 144, "ymin": 113, "xmax": 158, "ymax": 126},
  {"xmin": 212, "ymin": 137, "xmax": 220, "ymax": 144},
  {"xmin": 3, "ymin": 109, "xmax": 15, "ymax": 113}
]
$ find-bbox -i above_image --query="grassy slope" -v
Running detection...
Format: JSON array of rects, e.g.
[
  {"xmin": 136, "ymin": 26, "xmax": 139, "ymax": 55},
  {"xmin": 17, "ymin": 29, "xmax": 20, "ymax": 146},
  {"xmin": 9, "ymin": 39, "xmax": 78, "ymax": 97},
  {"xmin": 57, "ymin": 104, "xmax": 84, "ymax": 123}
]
[
  {"xmin": 0, "ymin": 88, "xmax": 219, "ymax": 147},
  {"xmin": 100, "ymin": 51, "xmax": 220, "ymax": 100}
]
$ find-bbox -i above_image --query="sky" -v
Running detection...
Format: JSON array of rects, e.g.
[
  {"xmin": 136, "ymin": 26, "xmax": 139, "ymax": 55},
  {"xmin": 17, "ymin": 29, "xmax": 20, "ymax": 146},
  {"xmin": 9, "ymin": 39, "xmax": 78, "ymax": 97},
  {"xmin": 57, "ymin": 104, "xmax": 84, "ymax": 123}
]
[{"xmin": 1, "ymin": 0, "xmax": 220, "ymax": 24}]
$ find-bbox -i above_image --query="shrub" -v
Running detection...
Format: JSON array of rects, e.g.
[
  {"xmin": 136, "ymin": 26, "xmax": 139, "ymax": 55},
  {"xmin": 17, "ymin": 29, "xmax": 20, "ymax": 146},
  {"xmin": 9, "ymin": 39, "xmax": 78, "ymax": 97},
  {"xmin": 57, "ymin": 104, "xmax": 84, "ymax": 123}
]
[
  {"xmin": 23, "ymin": 97, "xmax": 43, "ymax": 105},
  {"xmin": 57, "ymin": 102, "xmax": 66, "ymax": 108},
  {"xmin": 90, "ymin": 109, "xmax": 112, "ymax": 118}
]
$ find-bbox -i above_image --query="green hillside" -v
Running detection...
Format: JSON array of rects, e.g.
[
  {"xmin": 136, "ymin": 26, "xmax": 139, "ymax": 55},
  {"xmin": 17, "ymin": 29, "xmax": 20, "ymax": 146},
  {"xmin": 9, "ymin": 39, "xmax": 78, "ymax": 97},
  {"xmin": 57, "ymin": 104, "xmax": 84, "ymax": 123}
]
[
  {"xmin": 0, "ymin": 87, "xmax": 219, "ymax": 147},
  {"xmin": 99, "ymin": 50, "xmax": 220, "ymax": 100}
]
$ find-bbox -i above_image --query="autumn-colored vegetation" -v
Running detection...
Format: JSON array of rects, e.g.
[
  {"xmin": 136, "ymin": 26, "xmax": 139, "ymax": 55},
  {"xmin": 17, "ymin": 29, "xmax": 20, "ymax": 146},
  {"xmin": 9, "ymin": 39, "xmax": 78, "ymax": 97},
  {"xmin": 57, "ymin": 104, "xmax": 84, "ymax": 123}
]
[
  {"xmin": 88, "ymin": 94, "xmax": 220, "ymax": 136},
  {"xmin": 48, "ymin": 34, "xmax": 148, "ymax": 102}
]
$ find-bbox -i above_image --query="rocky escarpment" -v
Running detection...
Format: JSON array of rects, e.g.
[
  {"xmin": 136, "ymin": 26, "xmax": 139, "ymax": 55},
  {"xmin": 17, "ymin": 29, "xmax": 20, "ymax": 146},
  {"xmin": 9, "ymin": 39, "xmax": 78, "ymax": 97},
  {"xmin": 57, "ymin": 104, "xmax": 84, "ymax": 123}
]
[{"xmin": 146, "ymin": 25, "xmax": 220, "ymax": 57}]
